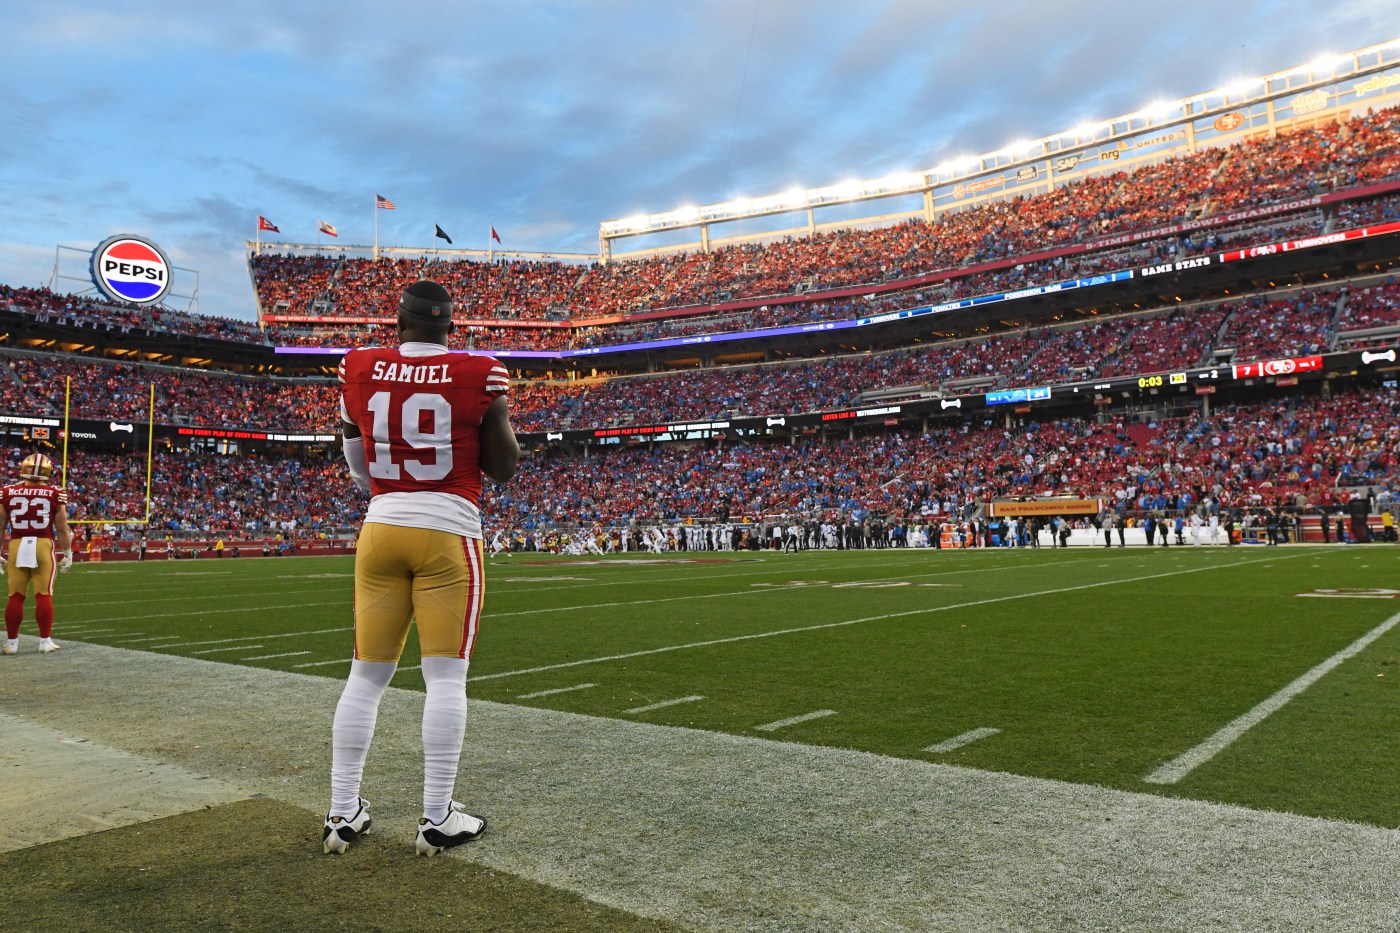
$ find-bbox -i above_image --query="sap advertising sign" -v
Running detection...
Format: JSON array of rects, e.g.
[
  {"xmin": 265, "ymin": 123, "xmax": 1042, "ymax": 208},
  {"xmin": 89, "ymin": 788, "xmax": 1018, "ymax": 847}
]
[{"xmin": 90, "ymin": 235, "xmax": 173, "ymax": 305}]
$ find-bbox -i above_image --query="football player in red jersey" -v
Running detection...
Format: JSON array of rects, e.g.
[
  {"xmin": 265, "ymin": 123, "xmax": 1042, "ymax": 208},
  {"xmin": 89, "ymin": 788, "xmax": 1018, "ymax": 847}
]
[
  {"xmin": 1, "ymin": 452, "xmax": 73, "ymax": 654},
  {"xmin": 324, "ymin": 280, "xmax": 519, "ymax": 856}
]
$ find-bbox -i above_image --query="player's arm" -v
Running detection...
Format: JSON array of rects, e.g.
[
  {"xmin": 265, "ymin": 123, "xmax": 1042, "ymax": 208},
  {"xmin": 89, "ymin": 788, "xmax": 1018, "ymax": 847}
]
[
  {"xmin": 479, "ymin": 394, "xmax": 519, "ymax": 484},
  {"xmin": 54, "ymin": 500, "xmax": 72, "ymax": 571},
  {"xmin": 338, "ymin": 352, "xmax": 371, "ymax": 492}
]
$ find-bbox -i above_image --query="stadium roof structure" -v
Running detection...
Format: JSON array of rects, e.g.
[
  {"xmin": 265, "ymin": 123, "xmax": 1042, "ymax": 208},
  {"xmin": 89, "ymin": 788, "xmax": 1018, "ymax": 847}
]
[{"xmin": 598, "ymin": 37, "xmax": 1400, "ymax": 253}]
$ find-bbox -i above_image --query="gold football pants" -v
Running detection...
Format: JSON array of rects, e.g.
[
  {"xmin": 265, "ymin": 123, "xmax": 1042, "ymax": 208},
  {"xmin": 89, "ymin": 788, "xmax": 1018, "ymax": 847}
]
[
  {"xmin": 353, "ymin": 523, "xmax": 485, "ymax": 662},
  {"xmin": 7, "ymin": 538, "xmax": 56, "ymax": 597}
]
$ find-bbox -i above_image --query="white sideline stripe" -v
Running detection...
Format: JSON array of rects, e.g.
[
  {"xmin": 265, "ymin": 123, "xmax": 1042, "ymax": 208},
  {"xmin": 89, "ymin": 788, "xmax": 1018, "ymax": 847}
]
[
  {"xmin": 1144, "ymin": 608, "xmax": 1400, "ymax": 785},
  {"xmin": 625, "ymin": 695, "xmax": 706, "ymax": 715},
  {"xmin": 925, "ymin": 727, "xmax": 1002, "ymax": 753},
  {"xmin": 474, "ymin": 554, "xmax": 1311, "ymax": 682},
  {"xmin": 518, "ymin": 683, "xmax": 597, "ymax": 699},
  {"xmin": 191, "ymin": 644, "xmax": 264, "ymax": 655},
  {"xmin": 756, "ymin": 710, "xmax": 836, "ymax": 732},
  {"xmin": 64, "ymin": 601, "xmax": 344, "ymax": 626},
  {"xmin": 242, "ymin": 651, "xmax": 313, "ymax": 661},
  {"xmin": 293, "ymin": 658, "xmax": 350, "ymax": 668}
]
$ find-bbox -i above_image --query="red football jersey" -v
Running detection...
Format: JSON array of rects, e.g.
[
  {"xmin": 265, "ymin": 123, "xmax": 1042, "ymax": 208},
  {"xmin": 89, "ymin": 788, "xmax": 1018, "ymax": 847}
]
[
  {"xmin": 2, "ymin": 483, "xmax": 68, "ymax": 540},
  {"xmin": 339, "ymin": 346, "xmax": 508, "ymax": 504}
]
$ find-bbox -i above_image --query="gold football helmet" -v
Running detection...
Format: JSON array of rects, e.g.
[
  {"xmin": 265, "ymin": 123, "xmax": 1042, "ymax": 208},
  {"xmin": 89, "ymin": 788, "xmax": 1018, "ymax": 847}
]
[{"xmin": 19, "ymin": 453, "xmax": 54, "ymax": 482}]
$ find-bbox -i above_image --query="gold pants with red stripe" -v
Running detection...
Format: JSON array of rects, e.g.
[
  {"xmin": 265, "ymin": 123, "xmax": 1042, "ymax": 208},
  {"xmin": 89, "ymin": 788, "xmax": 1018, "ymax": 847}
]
[
  {"xmin": 353, "ymin": 523, "xmax": 484, "ymax": 662},
  {"xmin": 7, "ymin": 538, "xmax": 56, "ymax": 596}
]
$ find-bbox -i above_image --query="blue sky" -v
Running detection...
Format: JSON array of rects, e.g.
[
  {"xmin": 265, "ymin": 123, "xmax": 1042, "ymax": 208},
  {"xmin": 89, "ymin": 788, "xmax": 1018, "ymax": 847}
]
[{"xmin": 2, "ymin": 1, "xmax": 1397, "ymax": 320}]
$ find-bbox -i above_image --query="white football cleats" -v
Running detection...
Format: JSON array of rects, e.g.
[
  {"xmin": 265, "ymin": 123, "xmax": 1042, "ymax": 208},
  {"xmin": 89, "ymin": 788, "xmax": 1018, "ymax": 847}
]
[{"xmin": 19, "ymin": 453, "xmax": 54, "ymax": 482}]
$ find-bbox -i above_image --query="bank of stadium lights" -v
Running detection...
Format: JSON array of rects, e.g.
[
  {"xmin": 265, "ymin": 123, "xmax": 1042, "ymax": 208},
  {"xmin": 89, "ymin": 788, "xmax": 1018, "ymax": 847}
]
[{"xmin": 599, "ymin": 37, "xmax": 1400, "ymax": 238}]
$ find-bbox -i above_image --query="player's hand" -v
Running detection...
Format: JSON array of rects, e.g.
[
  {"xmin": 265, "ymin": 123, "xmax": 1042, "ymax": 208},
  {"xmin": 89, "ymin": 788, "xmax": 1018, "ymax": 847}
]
[
  {"xmin": 0, "ymin": 555, "xmax": 6, "ymax": 572},
  {"xmin": 57, "ymin": 552, "xmax": 72, "ymax": 573}
]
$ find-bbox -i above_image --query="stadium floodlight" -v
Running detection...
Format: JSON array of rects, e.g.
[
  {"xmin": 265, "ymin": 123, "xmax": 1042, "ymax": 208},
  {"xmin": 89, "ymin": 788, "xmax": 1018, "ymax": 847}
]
[
  {"xmin": 1221, "ymin": 78, "xmax": 1261, "ymax": 98},
  {"xmin": 874, "ymin": 171, "xmax": 926, "ymax": 191},
  {"xmin": 1303, "ymin": 53, "xmax": 1347, "ymax": 74},
  {"xmin": 831, "ymin": 179, "xmax": 865, "ymax": 200},
  {"xmin": 1142, "ymin": 100, "xmax": 1174, "ymax": 122},
  {"xmin": 780, "ymin": 187, "xmax": 808, "ymax": 210},
  {"xmin": 672, "ymin": 205, "xmax": 702, "ymax": 224},
  {"xmin": 1070, "ymin": 123, "xmax": 1099, "ymax": 139}
]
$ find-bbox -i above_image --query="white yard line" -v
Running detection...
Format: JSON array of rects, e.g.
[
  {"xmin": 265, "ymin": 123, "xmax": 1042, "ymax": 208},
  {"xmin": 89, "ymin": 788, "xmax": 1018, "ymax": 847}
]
[
  {"xmin": 925, "ymin": 727, "xmax": 1002, "ymax": 753},
  {"xmin": 64, "ymin": 601, "xmax": 345, "ymax": 626},
  {"xmin": 518, "ymin": 683, "xmax": 597, "ymax": 699},
  {"xmin": 396, "ymin": 664, "xmax": 421, "ymax": 673},
  {"xmin": 625, "ymin": 695, "xmax": 706, "ymax": 715},
  {"xmin": 241, "ymin": 651, "xmax": 313, "ymax": 661},
  {"xmin": 755, "ymin": 710, "xmax": 836, "ymax": 732},
  {"xmin": 474, "ymin": 554, "xmax": 1310, "ymax": 683},
  {"xmin": 190, "ymin": 644, "xmax": 265, "ymax": 656},
  {"xmin": 178, "ymin": 627, "xmax": 347, "ymax": 649},
  {"xmin": 1144, "ymin": 608, "xmax": 1400, "ymax": 785},
  {"xmin": 293, "ymin": 658, "xmax": 350, "ymax": 668}
]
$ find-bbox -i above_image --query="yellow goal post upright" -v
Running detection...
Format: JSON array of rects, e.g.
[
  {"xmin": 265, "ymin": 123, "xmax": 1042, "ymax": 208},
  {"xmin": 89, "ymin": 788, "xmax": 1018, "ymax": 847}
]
[{"xmin": 61, "ymin": 377, "xmax": 157, "ymax": 527}]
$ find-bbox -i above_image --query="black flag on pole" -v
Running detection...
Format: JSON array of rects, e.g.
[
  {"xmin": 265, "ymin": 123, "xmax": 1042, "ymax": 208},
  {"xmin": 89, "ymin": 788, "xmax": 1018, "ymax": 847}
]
[{"xmin": 434, "ymin": 224, "xmax": 452, "ymax": 244}]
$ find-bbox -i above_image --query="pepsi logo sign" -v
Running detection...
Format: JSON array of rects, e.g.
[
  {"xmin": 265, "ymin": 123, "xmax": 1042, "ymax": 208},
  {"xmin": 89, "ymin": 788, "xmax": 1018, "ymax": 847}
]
[{"xmin": 90, "ymin": 235, "xmax": 172, "ymax": 304}]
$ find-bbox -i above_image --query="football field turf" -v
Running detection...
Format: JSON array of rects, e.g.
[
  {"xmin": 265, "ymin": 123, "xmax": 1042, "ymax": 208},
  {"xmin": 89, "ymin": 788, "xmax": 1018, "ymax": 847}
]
[{"xmin": 47, "ymin": 543, "xmax": 1400, "ymax": 827}]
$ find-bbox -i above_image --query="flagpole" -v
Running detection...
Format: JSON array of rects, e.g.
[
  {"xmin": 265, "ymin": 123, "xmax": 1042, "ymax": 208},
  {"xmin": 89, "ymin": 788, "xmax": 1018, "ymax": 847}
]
[{"xmin": 374, "ymin": 195, "xmax": 379, "ymax": 260}]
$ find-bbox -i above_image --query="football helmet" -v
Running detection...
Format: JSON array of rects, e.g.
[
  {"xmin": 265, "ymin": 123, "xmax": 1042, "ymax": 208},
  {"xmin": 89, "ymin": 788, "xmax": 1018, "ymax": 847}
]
[{"xmin": 19, "ymin": 453, "xmax": 54, "ymax": 482}]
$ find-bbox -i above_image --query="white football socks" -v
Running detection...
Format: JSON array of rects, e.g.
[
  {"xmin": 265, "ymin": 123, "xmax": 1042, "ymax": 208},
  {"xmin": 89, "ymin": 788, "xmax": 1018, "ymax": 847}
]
[
  {"xmin": 329, "ymin": 659, "xmax": 396, "ymax": 816},
  {"xmin": 421, "ymin": 656, "xmax": 469, "ymax": 823}
]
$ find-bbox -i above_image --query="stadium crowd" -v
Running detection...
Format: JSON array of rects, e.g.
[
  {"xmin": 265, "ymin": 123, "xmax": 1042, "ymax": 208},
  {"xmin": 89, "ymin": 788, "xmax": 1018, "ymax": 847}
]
[
  {"xmin": 247, "ymin": 106, "xmax": 1400, "ymax": 332},
  {"xmin": 17, "ymin": 386, "xmax": 1393, "ymax": 541},
  {"xmin": 3, "ymin": 274, "xmax": 1395, "ymax": 434}
]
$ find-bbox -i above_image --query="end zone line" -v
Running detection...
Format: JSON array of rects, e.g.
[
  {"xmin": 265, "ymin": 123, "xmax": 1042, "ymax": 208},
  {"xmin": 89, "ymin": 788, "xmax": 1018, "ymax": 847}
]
[
  {"xmin": 1144, "ymin": 608, "xmax": 1400, "ymax": 785},
  {"xmin": 473, "ymin": 553, "xmax": 1309, "ymax": 682}
]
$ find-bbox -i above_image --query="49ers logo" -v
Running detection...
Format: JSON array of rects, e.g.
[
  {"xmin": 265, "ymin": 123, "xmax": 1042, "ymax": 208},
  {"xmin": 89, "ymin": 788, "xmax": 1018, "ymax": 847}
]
[{"xmin": 1214, "ymin": 112, "xmax": 1245, "ymax": 132}]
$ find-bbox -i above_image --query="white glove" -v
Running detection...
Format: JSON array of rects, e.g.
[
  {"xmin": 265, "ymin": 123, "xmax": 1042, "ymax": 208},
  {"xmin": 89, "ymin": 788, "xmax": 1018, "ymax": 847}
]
[
  {"xmin": 0, "ymin": 554, "xmax": 6, "ymax": 572},
  {"xmin": 57, "ymin": 551, "xmax": 72, "ymax": 573}
]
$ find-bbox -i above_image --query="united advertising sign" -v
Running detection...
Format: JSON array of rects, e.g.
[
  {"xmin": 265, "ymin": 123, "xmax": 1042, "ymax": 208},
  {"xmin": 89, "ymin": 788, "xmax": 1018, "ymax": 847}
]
[{"xmin": 90, "ymin": 234, "xmax": 173, "ymax": 305}]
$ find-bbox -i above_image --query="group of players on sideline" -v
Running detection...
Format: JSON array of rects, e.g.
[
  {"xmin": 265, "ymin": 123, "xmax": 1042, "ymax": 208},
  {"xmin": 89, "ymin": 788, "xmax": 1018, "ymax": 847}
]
[{"xmin": 487, "ymin": 496, "xmax": 1395, "ymax": 557}]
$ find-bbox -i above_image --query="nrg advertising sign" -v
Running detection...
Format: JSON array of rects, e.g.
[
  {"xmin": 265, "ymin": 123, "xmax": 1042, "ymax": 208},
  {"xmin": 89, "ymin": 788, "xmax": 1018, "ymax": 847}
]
[{"xmin": 89, "ymin": 234, "xmax": 173, "ymax": 304}]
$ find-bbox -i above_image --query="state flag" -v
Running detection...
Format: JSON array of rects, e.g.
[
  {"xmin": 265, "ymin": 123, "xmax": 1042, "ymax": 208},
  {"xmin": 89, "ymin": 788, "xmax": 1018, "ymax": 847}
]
[{"xmin": 318, "ymin": 219, "xmax": 338, "ymax": 237}]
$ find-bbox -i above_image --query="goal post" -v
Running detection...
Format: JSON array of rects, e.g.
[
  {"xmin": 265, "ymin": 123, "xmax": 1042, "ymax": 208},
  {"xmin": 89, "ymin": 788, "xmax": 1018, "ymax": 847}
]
[{"xmin": 62, "ymin": 377, "xmax": 156, "ymax": 526}]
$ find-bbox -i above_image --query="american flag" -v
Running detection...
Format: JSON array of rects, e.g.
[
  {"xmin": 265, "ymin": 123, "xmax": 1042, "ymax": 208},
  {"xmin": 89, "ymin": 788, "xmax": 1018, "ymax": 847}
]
[{"xmin": 376, "ymin": 194, "xmax": 396, "ymax": 210}]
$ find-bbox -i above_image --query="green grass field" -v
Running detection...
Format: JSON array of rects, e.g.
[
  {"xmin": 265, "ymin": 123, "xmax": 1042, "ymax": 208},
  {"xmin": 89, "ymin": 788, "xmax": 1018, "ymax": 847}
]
[{"xmin": 50, "ymin": 544, "xmax": 1400, "ymax": 827}]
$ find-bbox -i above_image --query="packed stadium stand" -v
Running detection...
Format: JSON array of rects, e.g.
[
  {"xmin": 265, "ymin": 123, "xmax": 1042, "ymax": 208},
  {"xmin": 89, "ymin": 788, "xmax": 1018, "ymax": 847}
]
[{"xmin": 3, "ymin": 84, "xmax": 1399, "ymax": 547}]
